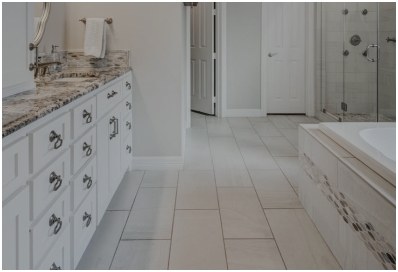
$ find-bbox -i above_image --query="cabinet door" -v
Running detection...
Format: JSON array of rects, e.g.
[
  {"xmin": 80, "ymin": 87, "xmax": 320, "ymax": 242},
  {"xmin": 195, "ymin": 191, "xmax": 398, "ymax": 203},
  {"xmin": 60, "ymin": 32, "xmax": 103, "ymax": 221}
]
[
  {"xmin": 96, "ymin": 115, "xmax": 110, "ymax": 225},
  {"xmin": 109, "ymin": 107, "xmax": 122, "ymax": 197},
  {"xmin": 2, "ymin": 187, "xmax": 30, "ymax": 269}
]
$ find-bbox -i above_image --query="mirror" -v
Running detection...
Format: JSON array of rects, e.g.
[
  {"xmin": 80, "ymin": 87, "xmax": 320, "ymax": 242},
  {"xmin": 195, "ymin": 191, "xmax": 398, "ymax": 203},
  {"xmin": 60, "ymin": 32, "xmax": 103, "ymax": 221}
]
[{"xmin": 29, "ymin": 2, "xmax": 50, "ymax": 50}]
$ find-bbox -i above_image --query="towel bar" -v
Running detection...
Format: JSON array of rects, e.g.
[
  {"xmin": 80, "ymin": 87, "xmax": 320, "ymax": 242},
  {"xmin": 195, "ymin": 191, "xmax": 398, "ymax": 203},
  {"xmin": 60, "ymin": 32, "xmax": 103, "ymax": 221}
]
[{"xmin": 79, "ymin": 18, "xmax": 112, "ymax": 24}]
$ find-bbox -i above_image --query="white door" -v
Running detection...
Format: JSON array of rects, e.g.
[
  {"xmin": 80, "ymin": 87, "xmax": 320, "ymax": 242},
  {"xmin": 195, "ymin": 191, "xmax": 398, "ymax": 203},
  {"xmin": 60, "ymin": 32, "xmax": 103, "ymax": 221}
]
[
  {"xmin": 191, "ymin": 3, "xmax": 214, "ymax": 115},
  {"xmin": 264, "ymin": 3, "xmax": 306, "ymax": 114}
]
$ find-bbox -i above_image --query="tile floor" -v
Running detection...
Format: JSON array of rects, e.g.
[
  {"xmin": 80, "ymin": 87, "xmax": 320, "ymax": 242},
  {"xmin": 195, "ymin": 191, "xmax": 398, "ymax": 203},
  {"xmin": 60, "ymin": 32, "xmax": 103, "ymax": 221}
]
[{"xmin": 78, "ymin": 114, "xmax": 341, "ymax": 270}]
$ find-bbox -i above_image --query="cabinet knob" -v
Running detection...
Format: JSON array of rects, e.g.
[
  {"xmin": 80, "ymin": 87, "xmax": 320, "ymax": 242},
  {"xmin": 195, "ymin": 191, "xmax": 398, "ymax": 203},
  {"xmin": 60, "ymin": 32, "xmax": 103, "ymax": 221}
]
[
  {"xmin": 125, "ymin": 81, "xmax": 131, "ymax": 90},
  {"xmin": 126, "ymin": 101, "xmax": 132, "ymax": 110},
  {"xmin": 49, "ymin": 130, "xmax": 63, "ymax": 149},
  {"xmin": 83, "ymin": 174, "xmax": 92, "ymax": 189},
  {"xmin": 49, "ymin": 213, "xmax": 62, "ymax": 235},
  {"xmin": 126, "ymin": 121, "xmax": 131, "ymax": 130},
  {"xmin": 126, "ymin": 145, "xmax": 132, "ymax": 154},
  {"xmin": 49, "ymin": 171, "xmax": 62, "ymax": 191},
  {"xmin": 82, "ymin": 109, "xmax": 92, "ymax": 124},
  {"xmin": 83, "ymin": 212, "xmax": 92, "ymax": 227},
  {"xmin": 83, "ymin": 142, "xmax": 92, "ymax": 157},
  {"xmin": 50, "ymin": 262, "xmax": 61, "ymax": 270},
  {"xmin": 107, "ymin": 90, "xmax": 118, "ymax": 99}
]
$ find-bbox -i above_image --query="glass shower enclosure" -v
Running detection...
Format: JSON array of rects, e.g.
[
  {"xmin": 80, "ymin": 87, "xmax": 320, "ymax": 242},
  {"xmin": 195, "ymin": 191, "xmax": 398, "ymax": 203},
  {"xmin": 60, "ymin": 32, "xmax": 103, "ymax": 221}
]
[{"xmin": 320, "ymin": 3, "xmax": 396, "ymax": 122}]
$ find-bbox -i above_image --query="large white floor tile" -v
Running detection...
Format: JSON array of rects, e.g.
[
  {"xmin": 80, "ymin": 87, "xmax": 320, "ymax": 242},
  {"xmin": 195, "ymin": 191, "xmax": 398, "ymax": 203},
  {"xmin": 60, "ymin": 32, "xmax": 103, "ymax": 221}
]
[
  {"xmin": 176, "ymin": 170, "xmax": 218, "ymax": 209},
  {"xmin": 225, "ymin": 239, "xmax": 285, "ymax": 269},
  {"xmin": 252, "ymin": 122, "xmax": 282, "ymax": 137},
  {"xmin": 206, "ymin": 116, "xmax": 233, "ymax": 137},
  {"xmin": 122, "ymin": 188, "xmax": 176, "ymax": 239},
  {"xmin": 262, "ymin": 137, "xmax": 298, "ymax": 156},
  {"xmin": 227, "ymin": 117, "xmax": 253, "ymax": 128},
  {"xmin": 250, "ymin": 169, "xmax": 301, "ymax": 208},
  {"xmin": 184, "ymin": 128, "xmax": 213, "ymax": 170},
  {"xmin": 269, "ymin": 115, "xmax": 297, "ymax": 129},
  {"xmin": 218, "ymin": 188, "xmax": 272, "ymax": 238},
  {"xmin": 232, "ymin": 127, "xmax": 264, "ymax": 147},
  {"xmin": 274, "ymin": 157, "xmax": 304, "ymax": 192},
  {"xmin": 111, "ymin": 240, "xmax": 170, "ymax": 270},
  {"xmin": 279, "ymin": 128, "xmax": 299, "ymax": 149},
  {"xmin": 214, "ymin": 167, "xmax": 253, "ymax": 187},
  {"xmin": 287, "ymin": 115, "xmax": 319, "ymax": 125},
  {"xmin": 140, "ymin": 170, "xmax": 178, "ymax": 188},
  {"xmin": 169, "ymin": 210, "xmax": 227, "ymax": 269},
  {"xmin": 248, "ymin": 116, "xmax": 271, "ymax": 123},
  {"xmin": 191, "ymin": 113, "xmax": 207, "ymax": 129},
  {"xmin": 107, "ymin": 171, "xmax": 144, "ymax": 211},
  {"xmin": 240, "ymin": 145, "xmax": 279, "ymax": 170},
  {"xmin": 209, "ymin": 137, "xmax": 246, "ymax": 169},
  {"xmin": 77, "ymin": 211, "xmax": 129, "ymax": 269},
  {"xmin": 265, "ymin": 209, "xmax": 340, "ymax": 269}
]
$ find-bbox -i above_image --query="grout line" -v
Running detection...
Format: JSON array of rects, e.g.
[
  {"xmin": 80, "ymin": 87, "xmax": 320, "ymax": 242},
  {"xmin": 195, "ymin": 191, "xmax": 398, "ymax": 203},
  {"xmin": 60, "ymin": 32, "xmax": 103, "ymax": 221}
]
[
  {"xmin": 207, "ymin": 115, "xmax": 229, "ymax": 270},
  {"xmin": 233, "ymin": 118, "xmax": 288, "ymax": 270},
  {"xmin": 108, "ymin": 170, "xmax": 145, "ymax": 269},
  {"xmin": 167, "ymin": 170, "xmax": 179, "ymax": 270}
]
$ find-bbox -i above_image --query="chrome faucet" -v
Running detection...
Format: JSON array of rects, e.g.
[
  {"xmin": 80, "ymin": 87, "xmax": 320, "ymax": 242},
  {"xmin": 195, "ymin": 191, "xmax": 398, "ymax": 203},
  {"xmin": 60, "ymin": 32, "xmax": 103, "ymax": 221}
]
[{"xmin": 34, "ymin": 61, "xmax": 62, "ymax": 78}]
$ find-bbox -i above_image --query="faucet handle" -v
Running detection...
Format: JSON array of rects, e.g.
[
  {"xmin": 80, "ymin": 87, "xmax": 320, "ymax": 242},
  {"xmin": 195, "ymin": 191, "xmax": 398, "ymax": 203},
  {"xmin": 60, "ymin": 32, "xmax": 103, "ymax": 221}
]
[{"xmin": 51, "ymin": 45, "xmax": 59, "ymax": 53}]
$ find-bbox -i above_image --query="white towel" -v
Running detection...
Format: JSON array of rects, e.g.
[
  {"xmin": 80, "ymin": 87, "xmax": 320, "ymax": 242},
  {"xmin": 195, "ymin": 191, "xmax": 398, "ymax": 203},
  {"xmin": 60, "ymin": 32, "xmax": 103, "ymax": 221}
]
[
  {"xmin": 84, "ymin": 18, "xmax": 107, "ymax": 58},
  {"xmin": 34, "ymin": 17, "xmax": 40, "ymax": 34}
]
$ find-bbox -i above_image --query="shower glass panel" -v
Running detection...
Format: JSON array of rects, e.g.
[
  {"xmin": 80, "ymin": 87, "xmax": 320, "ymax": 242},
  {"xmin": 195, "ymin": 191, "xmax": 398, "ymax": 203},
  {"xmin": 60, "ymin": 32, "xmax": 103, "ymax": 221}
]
[{"xmin": 320, "ymin": 2, "xmax": 396, "ymax": 122}]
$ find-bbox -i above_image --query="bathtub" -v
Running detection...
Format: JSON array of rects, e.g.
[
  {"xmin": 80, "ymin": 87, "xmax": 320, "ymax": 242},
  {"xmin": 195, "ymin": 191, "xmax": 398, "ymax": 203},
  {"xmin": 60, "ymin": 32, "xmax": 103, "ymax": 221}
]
[{"xmin": 319, "ymin": 122, "xmax": 396, "ymax": 186}]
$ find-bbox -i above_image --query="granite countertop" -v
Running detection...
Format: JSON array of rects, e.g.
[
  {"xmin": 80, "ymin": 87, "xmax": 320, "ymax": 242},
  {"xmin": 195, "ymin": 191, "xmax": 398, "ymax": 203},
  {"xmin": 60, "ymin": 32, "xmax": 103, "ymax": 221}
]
[{"xmin": 3, "ymin": 66, "xmax": 131, "ymax": 138}]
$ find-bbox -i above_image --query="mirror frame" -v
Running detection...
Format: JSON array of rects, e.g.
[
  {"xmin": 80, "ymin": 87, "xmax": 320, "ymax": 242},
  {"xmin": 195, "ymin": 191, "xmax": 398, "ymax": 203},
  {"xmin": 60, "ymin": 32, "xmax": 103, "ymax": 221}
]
[{"xmin": 29, "ymin": 2, "xmax": 51, "ymax": 50}]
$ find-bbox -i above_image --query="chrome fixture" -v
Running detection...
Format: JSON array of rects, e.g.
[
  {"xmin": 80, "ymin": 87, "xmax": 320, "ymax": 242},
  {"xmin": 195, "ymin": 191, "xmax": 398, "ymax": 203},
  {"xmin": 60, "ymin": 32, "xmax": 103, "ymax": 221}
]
[
  {"xmin": 268, "ymin": 52, "xmax": 278, "ymax": 57},
  {"xmin": 386, "ymin": 37, "xmax": 396, "ymax": 43},
  {"xmin": 79, "ymin": 17, "xmax": 113, "ymax": 24},
  {"xmin": 343, "ymin": 50, "xmax": 349, "ymax": 56},
  {"xmin": 342, "ymin": 8, "xmax": 348, "ymax": 15},
  {"xmin": 350, "ymin": 35, "xmax": 361, "ymax": 46},
  {"xmin": 365, "ymin": 44, "xmax": 379, "ymax": 62},
  {"xmin": 362, "ymin": 9, "xmax": 368, "ymax": 15}
]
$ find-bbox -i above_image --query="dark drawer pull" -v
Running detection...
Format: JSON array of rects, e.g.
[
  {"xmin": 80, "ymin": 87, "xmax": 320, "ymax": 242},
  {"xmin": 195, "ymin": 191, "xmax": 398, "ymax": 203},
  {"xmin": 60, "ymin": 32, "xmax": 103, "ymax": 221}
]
[
  {"xmin": 49, "ymin": 130, "xmax": 63, "ymax": 149},
  {"xmin": 82, "ymin": 109, "xmax": 92, "ymax": 124},
  {"xmin": 107, "ymin": 90, "xmax": 117, "ymax": 99},
  {"xmin": 125, "ymin": 81, "xmax": 131, "ymax": 90},
  {"xmin": 83, "ymin": 212, "xmax": 92, "ymax": 227},
  {"xmin": 83, "ymin": 174, "xmax": 92, "ymax": 189},
  {"xmin": 50, "ymin": 262, "xmax": 61, "ymax": 270},
  {"xmin": 49, "ymin": 171, "xmax": 62, "ymax": 191},
  {"xmin": 49, "ymin": 213, "xmax": 62, "ymax": 235},
  {"xmin": 126, "ymin": 121, "xmax": 131, "ymax": 130},
  {"xmin": 126, "ymin": 101, "xmax": 132, "ymax": 110},
  {"xmin": 83, "ymin": 142, "xmax": 92, "ymax": 157},
  {"xmin": 126, "ymin": 145, "xmax": 132, "ymax": 154}
]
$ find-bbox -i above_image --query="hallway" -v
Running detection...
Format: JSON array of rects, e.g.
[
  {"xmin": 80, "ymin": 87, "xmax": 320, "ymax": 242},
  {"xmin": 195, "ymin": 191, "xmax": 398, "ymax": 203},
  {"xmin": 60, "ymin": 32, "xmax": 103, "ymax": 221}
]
[{"xmin": 78, "ymin": 114, "xmax": 340, "ymax": 269}]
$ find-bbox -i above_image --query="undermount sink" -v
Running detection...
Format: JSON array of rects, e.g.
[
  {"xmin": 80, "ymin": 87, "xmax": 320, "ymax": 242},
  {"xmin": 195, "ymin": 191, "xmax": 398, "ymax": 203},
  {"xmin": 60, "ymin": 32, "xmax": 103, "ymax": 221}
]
[{"xmin": 52, "ymin": 77, "xmax": 90, "ymax": 83}]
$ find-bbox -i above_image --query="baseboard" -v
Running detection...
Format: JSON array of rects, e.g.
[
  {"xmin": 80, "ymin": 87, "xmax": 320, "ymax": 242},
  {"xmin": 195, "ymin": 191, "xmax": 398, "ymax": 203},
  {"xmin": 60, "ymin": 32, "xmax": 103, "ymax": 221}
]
[
  {"xmin": 224, "ymin": 109, "xmax": 266, "ymax": 117},
  {"xmin": 131, "ymin": 156, "xmax": 184, "ymax": 170}
]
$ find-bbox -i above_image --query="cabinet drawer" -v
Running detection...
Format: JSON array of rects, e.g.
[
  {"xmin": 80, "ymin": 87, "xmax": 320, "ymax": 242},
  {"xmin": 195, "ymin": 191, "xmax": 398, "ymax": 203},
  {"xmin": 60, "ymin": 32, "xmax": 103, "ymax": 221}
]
[
  {"xmin": 121, "ymin": 94, "xmax": 132, "ymax": 120},
  {"xmin": 121, "ymin": 111, "xmax": 133, "ymax": 142},
  {"xmin": 36, "ymin": 227, "xmax": 71, "ymax": 270},
  {"xmin": 72, "ymin": 186, "xmax": 97, "ymax": 268},
  {"xmin": 31, "ymin": 187, "xmax": 70, "ymax": 268},
  {"xmin": 31, "ymin": 113, "xmax": 70, "ymax": 173},
  {"xmin": 72, "ymin": 96, "xmax": 96, "ymax": 140},
  {"xmin": 3, "ymin": 136, "xmax": 29, "ymax": 200},
  {"xmin": 121, "ymin": 73, "xmax": 133, "ymax": 94},
  {"xmin": 31, "ymin": 151, "xmax": 70, "ymax": 220},
  {"xmin": 121, "ymin": 132, "xmax": 133, "ymax": 173},
  {"xmin": 72, "ymin": 127, "xmax": 96, "ymax": 174},
  {"xmin": 97, "ymin": 81, "xmax": 122, "ymax": 118},
  {"xmin": 3, "ymin": 187, "xmax": 30, "ymax": 269},
  {"xmin": 72, "ymin": 157, "xmax": 96, "ymax": 211}
]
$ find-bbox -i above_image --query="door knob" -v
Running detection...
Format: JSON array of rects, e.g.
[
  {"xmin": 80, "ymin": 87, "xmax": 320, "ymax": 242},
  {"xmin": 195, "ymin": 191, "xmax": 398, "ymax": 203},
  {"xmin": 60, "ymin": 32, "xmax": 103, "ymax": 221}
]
[{"xmin": 268, "ymin": 52, "xmax": 278, "ymax": 57}]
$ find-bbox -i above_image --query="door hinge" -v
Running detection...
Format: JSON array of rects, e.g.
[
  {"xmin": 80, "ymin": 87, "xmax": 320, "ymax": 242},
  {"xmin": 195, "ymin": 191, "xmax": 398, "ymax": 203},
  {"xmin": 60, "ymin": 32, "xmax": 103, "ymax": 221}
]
[
  {"xmin": 341, "ymin": 102, "xmax": 348, "ymax": 112},
  {"xmin": 212, "ymin": 53, "xmax": 216, "ymax": 59},
  {"xmin": 212, "ymin": 96, "xmax": 216, "ymax": 104}
]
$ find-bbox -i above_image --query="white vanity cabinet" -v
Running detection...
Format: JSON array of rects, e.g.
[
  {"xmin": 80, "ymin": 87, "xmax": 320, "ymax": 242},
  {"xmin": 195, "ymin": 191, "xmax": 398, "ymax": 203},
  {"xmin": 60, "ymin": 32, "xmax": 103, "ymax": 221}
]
[{"xmin": 2, "ymin": 71, "xmax": 133, "ymax": 270}]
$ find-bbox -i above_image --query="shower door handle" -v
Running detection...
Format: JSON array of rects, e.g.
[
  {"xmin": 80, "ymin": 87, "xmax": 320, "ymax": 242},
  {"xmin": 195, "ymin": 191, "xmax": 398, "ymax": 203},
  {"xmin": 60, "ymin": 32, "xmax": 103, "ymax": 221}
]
[{"xmin": 366, "ymin": 44, "xmax": 379, "ymax": 62}]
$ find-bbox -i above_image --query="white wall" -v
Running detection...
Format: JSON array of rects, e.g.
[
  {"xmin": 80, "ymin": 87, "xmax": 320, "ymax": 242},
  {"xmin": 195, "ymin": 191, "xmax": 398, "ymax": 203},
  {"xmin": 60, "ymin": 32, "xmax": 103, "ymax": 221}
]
[
  {"xmin": 226, "ymin": 3, "xmax": 262, "ymax": 111},
  {"xmin": 64, "ymin": 3, "xmax": 187, "ymax": 161}
]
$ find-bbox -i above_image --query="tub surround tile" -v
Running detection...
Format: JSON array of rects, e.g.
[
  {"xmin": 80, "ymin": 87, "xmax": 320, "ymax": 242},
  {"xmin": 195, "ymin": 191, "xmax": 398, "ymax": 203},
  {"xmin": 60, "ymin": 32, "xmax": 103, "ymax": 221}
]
[{"xmin": 3, "ymin": 50, "xmax": 131, "ymax": 138}]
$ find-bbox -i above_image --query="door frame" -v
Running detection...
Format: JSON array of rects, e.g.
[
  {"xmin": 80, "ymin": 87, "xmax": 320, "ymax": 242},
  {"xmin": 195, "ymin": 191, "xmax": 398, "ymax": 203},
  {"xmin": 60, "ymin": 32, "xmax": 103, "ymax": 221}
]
[{"xmin": 261, "ymin": 2, "xmax": 315, "ymax": 116}]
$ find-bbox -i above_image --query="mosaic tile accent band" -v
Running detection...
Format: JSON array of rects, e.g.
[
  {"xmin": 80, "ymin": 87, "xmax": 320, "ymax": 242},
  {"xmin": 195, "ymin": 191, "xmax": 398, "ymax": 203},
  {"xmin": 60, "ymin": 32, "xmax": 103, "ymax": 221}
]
[{"xmin": 300, "ymin": 153, "xmax": 396, "ymax": 270}]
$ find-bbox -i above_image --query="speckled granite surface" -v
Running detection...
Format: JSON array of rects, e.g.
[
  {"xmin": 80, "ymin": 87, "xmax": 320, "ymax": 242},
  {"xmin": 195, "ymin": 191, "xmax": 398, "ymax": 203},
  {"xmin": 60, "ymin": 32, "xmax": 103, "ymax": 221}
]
[{"xmin": 3, "ymin": 51, "xmax": 131, "ymax": 138}]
